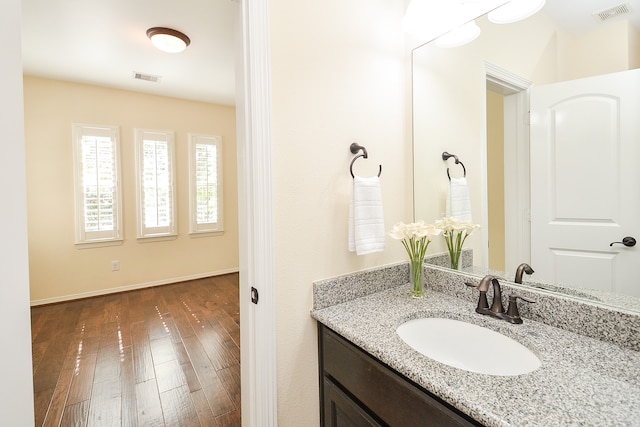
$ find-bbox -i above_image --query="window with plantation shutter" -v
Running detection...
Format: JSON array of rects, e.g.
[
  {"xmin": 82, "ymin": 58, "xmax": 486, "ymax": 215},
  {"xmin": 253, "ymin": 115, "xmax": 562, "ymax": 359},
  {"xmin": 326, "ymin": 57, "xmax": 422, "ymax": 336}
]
[
  {"xmin": 189, "ymin": 134, "xmax": 224, "ymax": 234},
  {"xmin": 72, "ymin": 124, "xmax": 122, "ymax": 246},
  {"xmin": 135, "ymin": 129, "xmax": 176, "ymax": 239}
]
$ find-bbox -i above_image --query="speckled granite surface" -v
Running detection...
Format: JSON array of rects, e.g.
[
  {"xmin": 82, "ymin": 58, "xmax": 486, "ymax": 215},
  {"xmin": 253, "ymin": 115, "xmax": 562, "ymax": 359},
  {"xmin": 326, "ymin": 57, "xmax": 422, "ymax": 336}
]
[
  {"xmin": 312, "ymin": 262, "xmax": 407, "ymax": 310},
  {"xmin": 425, "ymin": 265, "xmax": 640, "ymax": 352},
  {"xmin": 311, "ymin": 265, "xmax": 640, "ymax": 427}
]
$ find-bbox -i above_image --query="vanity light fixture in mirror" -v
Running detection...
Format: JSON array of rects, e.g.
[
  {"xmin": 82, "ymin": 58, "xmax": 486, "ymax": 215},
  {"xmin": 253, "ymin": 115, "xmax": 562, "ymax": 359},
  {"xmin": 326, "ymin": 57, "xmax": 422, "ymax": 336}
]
[
  {"xmin": 435, "ymin": 20, "xmax": 481, "ymax": 47},
  {"xmin": 403, "ymin": 0, "xmax": 546, "ymax": 48},
  {"xmin": 402, "ymin": 0, "xmax": 509, "ymax": 43},
  {"xmin": 488, "ymin": 0, "xmax": 546, "ymax": 24}
]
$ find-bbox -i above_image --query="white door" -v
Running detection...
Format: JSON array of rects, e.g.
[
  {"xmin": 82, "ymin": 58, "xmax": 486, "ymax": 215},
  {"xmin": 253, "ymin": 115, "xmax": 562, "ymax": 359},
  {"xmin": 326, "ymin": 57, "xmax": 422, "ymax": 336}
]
[{"xmin": 530, "ymin": 69, "xmax": 640, "ymax": 297}]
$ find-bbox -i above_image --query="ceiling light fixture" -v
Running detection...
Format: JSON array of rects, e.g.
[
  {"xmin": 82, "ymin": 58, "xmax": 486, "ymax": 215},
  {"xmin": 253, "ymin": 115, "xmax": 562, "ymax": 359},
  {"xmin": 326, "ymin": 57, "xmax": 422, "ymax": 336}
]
[
  {"xmin": 488, "ymin": 0, "xmax": 546, "ymax": 24},
  {"xmin": 146, "ymin": 27, "xmax": 191, "ymax": 53}
]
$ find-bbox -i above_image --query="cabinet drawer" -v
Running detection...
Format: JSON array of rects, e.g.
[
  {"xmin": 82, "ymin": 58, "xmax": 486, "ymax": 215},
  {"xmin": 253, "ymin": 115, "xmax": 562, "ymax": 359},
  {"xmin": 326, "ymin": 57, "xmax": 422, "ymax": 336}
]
[{"xmin": 320, "ymin": 324, "xmax": 480, "ymax": 427}]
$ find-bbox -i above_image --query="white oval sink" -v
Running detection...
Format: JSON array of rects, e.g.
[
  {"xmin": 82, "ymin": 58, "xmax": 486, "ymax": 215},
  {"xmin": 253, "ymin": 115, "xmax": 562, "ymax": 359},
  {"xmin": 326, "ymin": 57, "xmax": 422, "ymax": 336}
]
[{"xmin": 396, "ymin": 317, "xmax": 541, "ymax": 376}]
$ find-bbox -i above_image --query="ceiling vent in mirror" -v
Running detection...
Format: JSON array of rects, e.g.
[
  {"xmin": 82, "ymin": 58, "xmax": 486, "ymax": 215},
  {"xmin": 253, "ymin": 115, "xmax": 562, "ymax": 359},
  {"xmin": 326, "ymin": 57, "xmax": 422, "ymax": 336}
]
[
  {"xmin": 133, "ymin": 72, "xmax": 162, "ymax": 83},
  {"xmin": 592, "ymin": 2, "xmax": 633, "ymax": 23}
]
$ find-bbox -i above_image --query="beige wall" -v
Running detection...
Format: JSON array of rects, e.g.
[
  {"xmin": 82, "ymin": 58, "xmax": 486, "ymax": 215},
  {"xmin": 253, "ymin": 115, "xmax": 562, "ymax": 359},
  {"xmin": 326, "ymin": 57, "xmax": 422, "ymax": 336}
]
[
  {"xmin": 269, "ymin": 0, "xmax": 410, "ymax": 424},
  {"xmin": 629, "ymin": 23, "xmax": 640, "ymax": 69},
  {"xmin": 560, "ymin": 20, "xmax": 638, "ymax": 81},
  {"xmin": 24, "ymin": 76, "xmax": 239, "ymax": 303}
]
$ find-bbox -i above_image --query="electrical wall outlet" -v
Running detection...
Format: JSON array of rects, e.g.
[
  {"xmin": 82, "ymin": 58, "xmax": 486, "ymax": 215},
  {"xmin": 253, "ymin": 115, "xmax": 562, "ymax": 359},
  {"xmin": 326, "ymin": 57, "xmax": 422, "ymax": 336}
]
[{"xmin": 111, "ymin": 260, "xmax": 120, "ymax": 271}]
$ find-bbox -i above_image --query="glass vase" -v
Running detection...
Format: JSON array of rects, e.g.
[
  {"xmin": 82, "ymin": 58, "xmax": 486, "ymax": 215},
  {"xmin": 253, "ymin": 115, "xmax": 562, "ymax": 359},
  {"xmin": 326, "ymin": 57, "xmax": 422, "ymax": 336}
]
[
  {"xmin": 409, "ymin": 258, "xmax": 425, "ymax": 298},
  {"xmin": 449, "ymin": 249, "xmax": 461, "ymax": 270}
]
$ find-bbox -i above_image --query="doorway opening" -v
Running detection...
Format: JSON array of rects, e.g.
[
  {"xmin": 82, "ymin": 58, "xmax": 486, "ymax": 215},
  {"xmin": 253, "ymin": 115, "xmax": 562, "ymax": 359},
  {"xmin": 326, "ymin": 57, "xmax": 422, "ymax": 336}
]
[{"xmin": 484, "ymin": 63, "xmax": 531, "ymax": 275}]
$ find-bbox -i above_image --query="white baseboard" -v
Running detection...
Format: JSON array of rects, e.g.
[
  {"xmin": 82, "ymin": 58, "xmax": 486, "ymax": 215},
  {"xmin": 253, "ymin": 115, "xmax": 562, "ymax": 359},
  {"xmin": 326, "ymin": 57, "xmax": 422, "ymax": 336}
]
[{"xmin": 30, "ymin": 267, "xmax": 240, "ymax": 306}]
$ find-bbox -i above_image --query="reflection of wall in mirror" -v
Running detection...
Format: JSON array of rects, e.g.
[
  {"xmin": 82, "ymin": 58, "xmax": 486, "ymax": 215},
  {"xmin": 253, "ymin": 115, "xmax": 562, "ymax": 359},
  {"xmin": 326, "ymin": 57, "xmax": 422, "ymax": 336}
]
[
  {"xmin": 486, "ymin": 90, "xmax": 504, "ymax": 272},
  {"xmin": 413, "ymin": 10, "xmax": 640, "ymax": 269}
]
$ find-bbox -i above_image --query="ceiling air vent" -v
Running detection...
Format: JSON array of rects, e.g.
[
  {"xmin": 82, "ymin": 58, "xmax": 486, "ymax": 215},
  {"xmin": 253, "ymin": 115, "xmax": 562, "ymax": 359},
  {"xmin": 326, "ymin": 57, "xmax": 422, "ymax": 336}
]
[
  {"xmin": 133, "ymin": 72, "xmax": 161, "ymax": 83},
  {"xmin": 592, "ymin": 2, "xmax": 633, "ymax": 23}
]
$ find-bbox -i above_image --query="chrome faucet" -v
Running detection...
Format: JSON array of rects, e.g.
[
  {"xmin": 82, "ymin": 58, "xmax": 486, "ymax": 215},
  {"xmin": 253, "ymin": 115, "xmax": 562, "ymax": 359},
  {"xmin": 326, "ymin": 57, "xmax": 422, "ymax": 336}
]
[
  {"xmin": 466, "ymin": 275, "xmax": 535, "ymax": 324},
  {"xmin": 514, "ymin": 263, "xmax": 534, "ymax": 284}
]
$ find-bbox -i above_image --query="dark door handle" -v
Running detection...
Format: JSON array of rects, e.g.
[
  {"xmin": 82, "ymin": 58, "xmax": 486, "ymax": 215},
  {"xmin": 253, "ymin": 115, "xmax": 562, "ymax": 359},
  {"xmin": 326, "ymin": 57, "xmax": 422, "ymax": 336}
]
[{"xmin": 609, "ymin": 237, "xmax": 636, "ymax": 247}]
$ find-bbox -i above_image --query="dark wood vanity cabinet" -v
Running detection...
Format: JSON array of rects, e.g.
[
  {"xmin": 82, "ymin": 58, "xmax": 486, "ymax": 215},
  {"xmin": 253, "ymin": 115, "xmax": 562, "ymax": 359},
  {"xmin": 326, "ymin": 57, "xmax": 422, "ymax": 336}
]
[{"xmin": 318, "ymin": 323, "xmax": 482, "ymax": 427}]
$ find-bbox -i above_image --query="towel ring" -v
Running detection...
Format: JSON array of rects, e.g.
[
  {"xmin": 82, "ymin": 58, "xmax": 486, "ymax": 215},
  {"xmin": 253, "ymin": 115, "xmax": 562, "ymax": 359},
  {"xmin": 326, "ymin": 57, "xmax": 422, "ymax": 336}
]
[
  {"xmin": 350, "ymin": 142, "xmax": 382, "ymax": 179},
  {"xmin": 442, "ymin": 151, "xmax": 466, "ymax": 180}
]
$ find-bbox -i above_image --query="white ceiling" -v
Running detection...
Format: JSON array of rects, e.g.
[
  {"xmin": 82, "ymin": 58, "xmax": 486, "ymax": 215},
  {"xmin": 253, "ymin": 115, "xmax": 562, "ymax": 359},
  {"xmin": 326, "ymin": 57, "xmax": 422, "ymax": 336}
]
[
  {"xmin": 21, "ymin": 0, "xmax": 239, "ymax": 106},
  {"xmin": 21, "ymin": 0, "xmax": 639, "ymax": 107}
]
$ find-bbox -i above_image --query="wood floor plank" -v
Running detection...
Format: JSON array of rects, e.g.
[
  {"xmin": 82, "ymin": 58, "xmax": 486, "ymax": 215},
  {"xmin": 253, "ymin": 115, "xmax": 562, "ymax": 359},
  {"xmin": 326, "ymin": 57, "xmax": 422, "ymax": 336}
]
[
  {"xmin": 31, "ymin": 307, "xmax": 49, "ymax": 343},
  {"xmin": 191, "ymin": 389, "xmax": 217, "ymax": 425},
  {"xmin": 126, "ymin": 291, "xmax": 146, "ymax": 325},
  {"xmin": 171, "ymin": 338, "xmax": 192, "ymax": 367},
  {"xmin": 32, "ymin": 340, "xmax": 50, "ymax": 372},
  {"xmin": 100, "ymin": 295, "xmax": 122, "ymax": 325},
  {"xmin": 170, "ymin": 309, "xmax": 196, "ymax": 340},
  {"xmin": 215, "ymin": 410, "xmax": 241, "ymax": 427},
  {"xmin": 42, "ymin": 368, "xmax": 74, "ymax": 427},
  {"xmin": 59, "ymin": 400, "xmax": 89, "ymax": 427},
  {"xmin": 62, "ymin": 335, "xmax": 101, "ymax": 372},
  {"xmin": 120, "ymin": 346, "xmax": 139, "ymax": 427},
  {"xmin": 130, "ymin": 321, "xmax": 155, "ymax": 384},
  {"xmin": 87, "ymin": 378, "xmax": 121, "ymax": 426},
  {"xmin": 150, "ymin": 336, "xmax": 176, "ymax": 366},
  {"xmin": 181, "ymin": 360, "xmax": 203, "ymax": 393},
  {"xmin": 159, "ymin": 385, "xmax": 200, "ymax": 426},
  {"xmin": 135, "ymin": 379, "xmax": 165, "ymax": 427},
  {"xmin": 217, "ymin": 363, "xmax": 241, "ymax": 409},
  {"xmin": 34, "ymin": 388, "xmax": 55, "ymax": 427},
  {"xmin": 66, "ymin": 352, "xmax": 98, "ymax": 406},
  {"xmin": 93, "ymin": 346, "xmax": 121, "ymax": 386},
  {"xmin": 58, "ymin": 302, "xmax": 85, "ymax": 334},
  {"xmin": 146, "ymin": 305, "xmax": 173, "ymax": 341},
  {"xmin": 214, "ymin": 310, "xmax": 240, "ymax": 347},
  {"xmin": 32, "ymin": 304, "xmax": 66, "ymax": 344},
  {"xmin": 155, "ymin": 359, "xmax": 187, "ymax": 393},
  {"xmin": 34, "ymin": 331, "xmax": 74, "ymax": 393},
  {"xmin": 186, "ymin": 311, "xmax": 237, "ymax": 371},
  {"xmin": 182, "ymin": 334, "xmax": 235, "ymax": 416}
]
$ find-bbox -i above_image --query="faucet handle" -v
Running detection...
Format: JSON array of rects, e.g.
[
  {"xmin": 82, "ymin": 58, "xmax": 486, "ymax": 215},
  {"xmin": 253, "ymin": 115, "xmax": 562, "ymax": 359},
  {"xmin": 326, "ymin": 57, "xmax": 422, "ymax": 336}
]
[
  {"xmin": 505, "ymin": 295, "xmax": 536, "ymax": 324},
  {"xmin": 465, "ymin": 282, "xmax": 490, "ymax": 313}
]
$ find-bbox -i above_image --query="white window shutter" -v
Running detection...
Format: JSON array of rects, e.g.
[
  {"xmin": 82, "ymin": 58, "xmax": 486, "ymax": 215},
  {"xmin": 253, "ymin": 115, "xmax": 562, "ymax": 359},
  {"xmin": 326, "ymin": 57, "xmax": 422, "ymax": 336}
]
[
  {"xmin": 189, "ymin": 134, "xmax": 224, "ymax": 234},
  {"xmin": 135, "ymin": 129, "xmax": 177, "ymax": 238},
  {"xmin": 72, "ymin": 123, "xmax": 122, "ymax": 246}
]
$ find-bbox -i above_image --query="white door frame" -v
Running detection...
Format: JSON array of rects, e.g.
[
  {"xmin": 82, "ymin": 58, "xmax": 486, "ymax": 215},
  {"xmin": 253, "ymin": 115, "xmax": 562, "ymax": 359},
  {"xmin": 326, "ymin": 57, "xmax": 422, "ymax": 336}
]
[
  {"xmin": 237, "ymin": 0, "xmax": 278, "ymax": 425},
  {"xmin": 484, "ymin": 62, "xmax": 531, "ymax": 273}
]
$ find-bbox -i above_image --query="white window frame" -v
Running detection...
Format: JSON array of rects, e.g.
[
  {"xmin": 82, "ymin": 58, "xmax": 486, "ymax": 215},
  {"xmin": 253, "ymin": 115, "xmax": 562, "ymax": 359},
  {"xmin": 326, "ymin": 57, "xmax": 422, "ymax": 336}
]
[
  {"xmin": 72, "ymin": 123, "xmax": 123, "ymax": 247},
  {"xmin": 188, "ymin": 134, "xmax": 224, "ymax": 235},
  {"xmin": 134, "ymin": 128, "xmax": 177, "ymax": 239}
]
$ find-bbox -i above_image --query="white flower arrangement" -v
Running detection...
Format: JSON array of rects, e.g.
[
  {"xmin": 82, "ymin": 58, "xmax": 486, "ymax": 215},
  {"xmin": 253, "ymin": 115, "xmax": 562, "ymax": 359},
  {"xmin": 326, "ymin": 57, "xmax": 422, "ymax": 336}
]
[
  {"xmin": 435, "ymin": 217, "xmax": 480, "ymax": 270},
  {"xmin": 389, "ymin": 221, "xmax": 441, "ymax": 297}
]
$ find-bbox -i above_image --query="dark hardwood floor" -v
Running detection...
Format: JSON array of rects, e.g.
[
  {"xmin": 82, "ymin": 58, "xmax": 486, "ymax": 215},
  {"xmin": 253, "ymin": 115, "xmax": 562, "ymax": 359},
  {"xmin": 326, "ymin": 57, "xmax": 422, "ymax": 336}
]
[{"xmin": 31, "ymin": 273, "xmax": 241, "ymax": 427}]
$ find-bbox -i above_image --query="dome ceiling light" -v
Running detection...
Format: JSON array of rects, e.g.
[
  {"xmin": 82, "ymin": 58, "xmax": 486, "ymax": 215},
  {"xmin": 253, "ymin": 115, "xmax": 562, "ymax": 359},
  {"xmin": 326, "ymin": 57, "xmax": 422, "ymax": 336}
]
[{"xmin": 146, "ymin": 27, "xmax": 191, "ymax": 53}]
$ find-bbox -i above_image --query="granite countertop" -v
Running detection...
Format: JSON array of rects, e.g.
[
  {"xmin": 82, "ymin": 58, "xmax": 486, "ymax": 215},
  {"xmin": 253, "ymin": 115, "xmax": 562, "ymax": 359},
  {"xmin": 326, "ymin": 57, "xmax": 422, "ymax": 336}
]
[{"xmin": 311, "ymin": 284, "xmax": 640, "ymax": 427}]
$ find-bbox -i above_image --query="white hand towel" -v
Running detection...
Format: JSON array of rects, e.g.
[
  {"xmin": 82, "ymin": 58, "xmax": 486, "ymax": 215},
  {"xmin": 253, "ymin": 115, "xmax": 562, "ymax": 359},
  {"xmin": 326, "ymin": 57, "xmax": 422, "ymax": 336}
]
[
  {"xmin": 348, "ymin": 176, "xmax": 385, "ymax": 255},
  {"xmin": 445, "ymin": 176, "xmax": 472, "ymax": 221}
]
